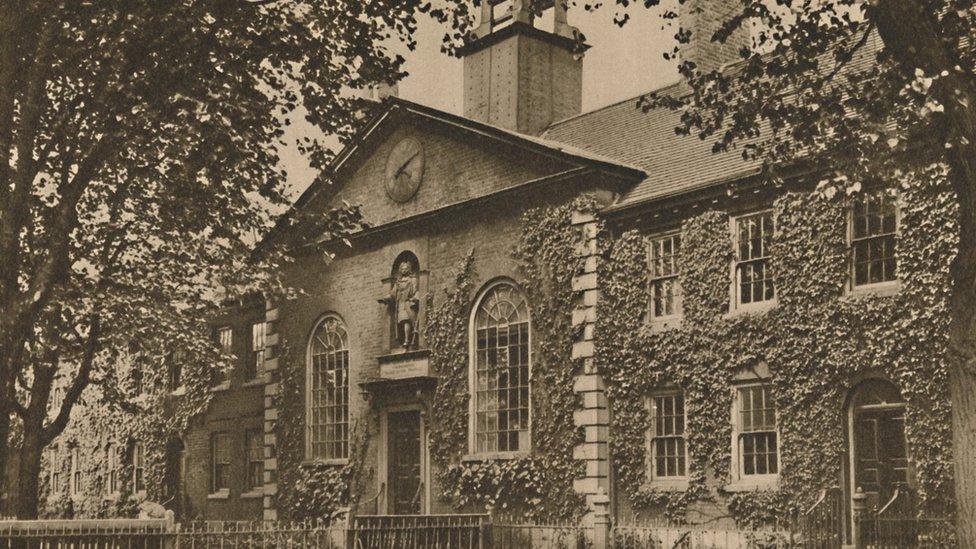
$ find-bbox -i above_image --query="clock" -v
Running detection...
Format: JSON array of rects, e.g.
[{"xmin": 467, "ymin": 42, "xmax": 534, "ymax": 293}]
[{"xmin": 384, "ymin": 137, "xmax": 425, "ymax": 203}]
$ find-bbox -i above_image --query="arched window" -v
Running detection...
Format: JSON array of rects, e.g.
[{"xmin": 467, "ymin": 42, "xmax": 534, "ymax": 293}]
[
  {"xmin": 471, "ymin": 281, "xmax": 531, "ymax": 454},
  {"xmin": 307, "ymin": 316, "xmax": 349, "ymax": 460}
]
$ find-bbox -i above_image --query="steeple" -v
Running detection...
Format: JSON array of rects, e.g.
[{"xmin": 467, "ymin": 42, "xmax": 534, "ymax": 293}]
[{"xmin": 460, "ymin": 0, "xmax": 584, "ymax": 136}]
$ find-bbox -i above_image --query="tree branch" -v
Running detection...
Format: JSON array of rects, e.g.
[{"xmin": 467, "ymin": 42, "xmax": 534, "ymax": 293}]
[{"xmin": 42, "ymin": 317, "xmax": 100, "ymax": 445}]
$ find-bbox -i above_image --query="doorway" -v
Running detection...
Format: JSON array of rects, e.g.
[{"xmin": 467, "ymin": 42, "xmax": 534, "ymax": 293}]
[
  {"xmin": 384, "ymin": 409, "xmax": 426, "ymax": 515},
  {"xmin": 847, "ymin": 379, "xmax": 911, "ymax": 531}
]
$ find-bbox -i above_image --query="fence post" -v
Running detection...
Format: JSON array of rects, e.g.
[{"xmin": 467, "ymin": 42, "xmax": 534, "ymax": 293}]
[
  {"xmin": 852, "ymin": 487, "xmax": 868, "ymax": 549},
  {"xmin": 342, "ymin": 504, "xmax": 356, "ymax": 549},
  {"xmin": 164, "ymin": 509, "xmax": 177, "ymax": 549},
  {"xmin": 591, "ymin": 487, "xmax": 611, "ymax": 549}
]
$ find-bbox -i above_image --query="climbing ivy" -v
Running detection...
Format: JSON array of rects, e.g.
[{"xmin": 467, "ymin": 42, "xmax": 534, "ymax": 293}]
[
  {"xmin": 37, "ymin": 333, "xmax": 221, "ymax": 519},
  {"xmin": 598, "ymin": 171, "xmax": 956, "ymax": 526},
  {"xmin": 275, "ymin": 340, "xmax": 374, "ymax": 521},
  {"xmin": 424, "ymin": 196, "xmax": 599, "ymax": 521}
]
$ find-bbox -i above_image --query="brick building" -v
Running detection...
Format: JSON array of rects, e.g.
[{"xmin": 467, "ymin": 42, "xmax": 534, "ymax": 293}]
[{"xmin": 50, "ymin": 0, "xmax": 953, "ymax": 540}]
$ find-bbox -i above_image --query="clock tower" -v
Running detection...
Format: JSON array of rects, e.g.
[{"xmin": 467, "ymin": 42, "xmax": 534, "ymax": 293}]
[{"xmin": 460, "ymin": 0, "xmax": 585, "ymax": 136}]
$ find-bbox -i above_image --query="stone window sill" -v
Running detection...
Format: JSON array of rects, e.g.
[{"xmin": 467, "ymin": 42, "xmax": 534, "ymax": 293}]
[
  {"xmin": 242, "ymin": 377, "xmax": 266, "ymax": 388},
  {"xmin": 647, "ymin": 317, "xmax": 682, "ymax": 333},
  {"xmin": 461, "ymin": 451, "xmax": 530, "ymax": 463},
  {"xmin": 726, "ymin": 300, "xmax": 777, "ymax": 319},
  {"xmin": 302, "ymin": 458, "xmax": 349, "ymax": 467},
  {"xmin": 207, "ymin": 489, "xmax": 230, "ymax": 500},
  {"xmin": 642, "ymin": 478, "xmax": 689, "ymax": 492},
  {"xmin": 210, "ymin": 381, "xmax": 231, "ymax": 393},
  {"xmin": 723, "ymin": 478, "xmax": 779, "ymax": 493},
  {"xmin": 847, "ymin": 280, "xmax": 900, "ymax": 299},
  {"xmin": 241, "ymin": 490, "xmax": 264, "ymax": 499}
]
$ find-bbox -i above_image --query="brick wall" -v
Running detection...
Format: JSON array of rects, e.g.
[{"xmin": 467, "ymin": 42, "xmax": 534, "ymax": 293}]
[
  {"xmin": 315, "ymin": 120, "xmax": 566, "ymax": 231},
  {"xmin": 183, "ymin": 303, "xmax": 267, "ymax": 520},
  {"xmin": 680, "ymin": 0, "xmax": 751, "ymax": 74}
]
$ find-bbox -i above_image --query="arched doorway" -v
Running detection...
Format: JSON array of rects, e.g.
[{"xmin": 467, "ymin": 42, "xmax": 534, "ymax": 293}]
[{"xmin": 847, "ymin": 378, "xmax": 910, "ymax": 516}]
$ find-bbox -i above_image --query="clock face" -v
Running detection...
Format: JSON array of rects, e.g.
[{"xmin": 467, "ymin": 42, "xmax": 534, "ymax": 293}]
[{"xmin": 384, "ymin": 137, "xmax": 425, "ymax": 203}]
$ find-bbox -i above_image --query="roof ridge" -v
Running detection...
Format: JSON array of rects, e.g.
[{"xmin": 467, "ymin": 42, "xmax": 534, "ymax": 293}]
[{"xmin": 545, "ymin": 79, "xmax": 684, "ymax": 132}]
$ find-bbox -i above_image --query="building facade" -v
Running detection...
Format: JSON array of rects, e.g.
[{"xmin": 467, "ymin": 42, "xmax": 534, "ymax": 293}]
[{"xmin": 45, "ymin": 0, "xmax": 956, "ymax": 541}]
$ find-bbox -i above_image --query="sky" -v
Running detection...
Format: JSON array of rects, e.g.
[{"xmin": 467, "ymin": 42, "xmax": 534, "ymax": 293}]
[{"xmin": 278, "ymin": 2, "xmax": 681, "ymax": 200}]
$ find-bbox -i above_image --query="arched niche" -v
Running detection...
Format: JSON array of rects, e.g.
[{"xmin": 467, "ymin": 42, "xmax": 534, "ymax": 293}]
[{"xmin": 380, "ymin": 250, "xmax": 429, "ymax": 352}]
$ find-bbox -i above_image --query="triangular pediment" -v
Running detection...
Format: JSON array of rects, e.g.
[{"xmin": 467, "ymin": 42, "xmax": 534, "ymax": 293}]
[{"xmin": 267, "ymin": 98, "xmax": 643, "ymax": 248}]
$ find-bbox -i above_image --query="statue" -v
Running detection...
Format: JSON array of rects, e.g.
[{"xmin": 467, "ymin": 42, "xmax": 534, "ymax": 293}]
[{"xmin": 381, "ymin": 260, "xmax": 420, "ymax": 350}]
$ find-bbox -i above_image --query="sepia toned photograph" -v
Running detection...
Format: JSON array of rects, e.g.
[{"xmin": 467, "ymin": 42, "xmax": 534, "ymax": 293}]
[{"xmin": 0, "ymin": 0, "xmax": 973, "ymax": 547}]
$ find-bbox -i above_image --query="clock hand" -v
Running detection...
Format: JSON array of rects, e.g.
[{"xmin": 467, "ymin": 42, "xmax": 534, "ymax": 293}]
[{"xmin": 394, "ymin": 151, "xmax": 420, "ymax": 180}]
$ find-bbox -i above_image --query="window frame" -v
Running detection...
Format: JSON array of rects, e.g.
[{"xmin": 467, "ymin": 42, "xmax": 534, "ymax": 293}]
[
  {"xmin": 244, "ymin": 429, "xmax": 264, "ymax": 493},
  {"xmin": 645, "ymin": 389, "xmax": 689, "ymax": 487},
  {"xmin": 69, "ymin": 447, "xmax": 81, "ymax": 496},
  {"xmin": 467, "ymin": 279, "xmax": 533, "ymax": 459},
  {"xmin": 132, "ymin": 441, "xmax": 146, "ymax": 495},
  {"xmin": 212, "ymin": 326, "xmax": 234, "ymax": 390},
  {"xmin": 210, "ymin": 432, "xmax": 231, "ymax": 495},
  {"xmin": 730, "ymin": 210, "xmax": 777, "ymax": 314},
  {"xmin": 49, "ymin": 445, "xmax": 62, "ymax": 493},
  {"xmin": 305, "ymin": 314, "xmax": 351, "ymax": 463},
  {"xmin": 647, "ymin": 231, "xmax": 683, "ymax": 325},
  {"xmin": 216, "ymin": 326, "xmax": 233, "ymax": 354},
  {"xmin": 106, "ymin": 443, "xmax": 120, "ymax": 497},
  {"xmin": 249, "ymin": 321, "xmax": 267, "ymax": 381},
  {"xmin": 847, "ymin": 189, "xmax": 900, "ymax": 294},
  {"xmin": 730, "ymin": 382, "xmax": 780, "ymax": 486}
]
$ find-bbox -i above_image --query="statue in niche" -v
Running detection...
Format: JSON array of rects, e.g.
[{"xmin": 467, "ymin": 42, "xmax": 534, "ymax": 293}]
[{"xmin": 380, "ymin": 259, "xmax": 420, "ymax": 350}]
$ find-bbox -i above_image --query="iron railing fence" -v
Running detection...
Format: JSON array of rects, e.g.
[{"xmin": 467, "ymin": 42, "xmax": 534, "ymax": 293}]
[
  {"xmin": 348, "ymin": 513, "xmax": 491, "ymax": 549},
  {"xmin": 611, "ymin": 522, "xmax": 798, "ymax": 549},
  {"xmin": 860, "ymin": 516, "xmax": 956, "ymax": 548},
  {"xmin": 796, "ymin": 487, "xmax": 844, "ymax": 549},
  {"xmin": 0, "ymin": 518, "xmax": 172, "ymax": 549},
  {"xmin": 857, "ymin": 487, "xmax": 955, "ymax": 548},
  {"xmin": 174, "ymin": 520, "xmax": 344, "ymax": 548},
  {"xmin": 490, "ymin": 519, "xmax": 589, "ymax": 549}
]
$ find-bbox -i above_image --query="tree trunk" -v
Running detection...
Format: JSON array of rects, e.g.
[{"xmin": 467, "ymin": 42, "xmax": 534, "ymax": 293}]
[
  {"xmin": 948, "ymin": 246, "xmax": 976, "ymax": 548},
  {"xmin": 868, "ymin": 1, "xmax": 976, "ymax": 544},
  {"xmin": 0, "ymin": 410, "xmax": 9, "ymax": 515},
  {"xmin": 15, "ymin": 424, "xmax": 44, "ymax": 519}
]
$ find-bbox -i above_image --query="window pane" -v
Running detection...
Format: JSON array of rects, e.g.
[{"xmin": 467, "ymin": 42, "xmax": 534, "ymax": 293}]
[
  {"xmin": 474, "ymin": 283, "xmax": 530, "ymax": 453},
  {"xmin": 851, "ymin": 192, "xmax": 897, "ymax": 286},
  {"xmin": 737, "ymin": 385, "xmax": 778, "ymax": 477},
  {"xmin": 735, "ymin": 213, "xmax": 774, "ymax": 305},
  {"xmin": 648, "ymin": 234, "xmax": 681, "ymax": 319},
  {"xmin": 650, "ymin": 392, "xmax": 687, "ymax": 479},
  {"xmin": 309, "ymin": 318, "xmax": 349, "ymax": 460}
]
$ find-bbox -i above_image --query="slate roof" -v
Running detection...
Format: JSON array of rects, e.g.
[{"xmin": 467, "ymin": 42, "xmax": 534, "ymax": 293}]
[
  {"xmin": 542, "ymin": 29, "xmax": 882, "ymax": 213},
  {"xmin": 542, "ymin": 82, "xmax": 762, "ymax": 211}
]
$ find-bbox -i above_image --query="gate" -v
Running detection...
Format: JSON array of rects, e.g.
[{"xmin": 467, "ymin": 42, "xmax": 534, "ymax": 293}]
[
  {"xmin": 858, "ymin": 488, "xmax": 955, "ymax": 548},
  {"xmin": 797, "ymin": 486, "xmax": 844, "ymax": 548}
]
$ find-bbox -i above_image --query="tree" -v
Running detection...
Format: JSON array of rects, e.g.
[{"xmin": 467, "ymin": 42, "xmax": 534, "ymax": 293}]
[
  {"xmin": 594, "ymin": 0, "xmax": 974, "ymax": 543},
  {"xmin": 0, "ymin": 0, "xmax": 430, "ymax": 518}
]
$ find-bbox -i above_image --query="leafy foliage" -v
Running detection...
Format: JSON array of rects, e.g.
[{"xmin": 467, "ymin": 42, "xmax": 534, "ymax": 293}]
[{"xmin": 0, "ymin": 0, "xmax": 419, "ymax": 515}]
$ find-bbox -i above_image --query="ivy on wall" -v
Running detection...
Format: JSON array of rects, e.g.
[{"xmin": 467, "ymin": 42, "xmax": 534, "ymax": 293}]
[
  {"xmin": 598, "ymin": 171, "xmax": 956, "ymax": 526},
  {"xmin": 275, "ymin": 339, "xmax": 374, "ymax": 521},
  {"xmin": 423, "ymin": 196, "xmax": 599, "ymax": 520},
  {"xmin": 38, "ymin": 336, "xmax": 220, "ymax": 519}
]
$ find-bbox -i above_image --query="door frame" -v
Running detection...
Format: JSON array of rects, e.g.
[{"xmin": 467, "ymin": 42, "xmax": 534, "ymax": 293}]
[
  {"xmin": 844, "ymin": 378, "xmax": 910, "ymax": 543},
  {"xmin": 378, "ymin": 404, "xmax": 430, "ymax": 515}
]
